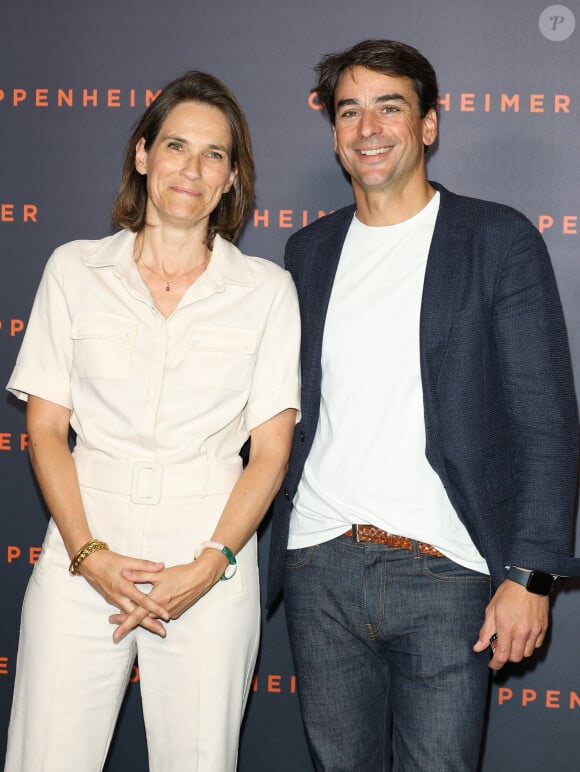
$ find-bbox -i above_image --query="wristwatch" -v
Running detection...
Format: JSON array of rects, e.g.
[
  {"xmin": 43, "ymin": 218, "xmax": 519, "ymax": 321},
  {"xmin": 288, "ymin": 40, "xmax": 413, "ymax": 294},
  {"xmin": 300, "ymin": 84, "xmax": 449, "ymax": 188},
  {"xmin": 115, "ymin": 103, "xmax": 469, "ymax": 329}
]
[{"xmin": 506, "ymin": 566, "xmax": 558, "ymax": 596}]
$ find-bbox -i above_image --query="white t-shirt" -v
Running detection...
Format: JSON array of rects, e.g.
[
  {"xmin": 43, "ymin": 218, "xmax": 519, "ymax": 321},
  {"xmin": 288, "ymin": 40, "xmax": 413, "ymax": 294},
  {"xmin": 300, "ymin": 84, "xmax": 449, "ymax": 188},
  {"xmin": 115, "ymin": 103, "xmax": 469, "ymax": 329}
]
[{"xmin": 289, "ymin": 194, "xmax": 488, "ymax": 574}]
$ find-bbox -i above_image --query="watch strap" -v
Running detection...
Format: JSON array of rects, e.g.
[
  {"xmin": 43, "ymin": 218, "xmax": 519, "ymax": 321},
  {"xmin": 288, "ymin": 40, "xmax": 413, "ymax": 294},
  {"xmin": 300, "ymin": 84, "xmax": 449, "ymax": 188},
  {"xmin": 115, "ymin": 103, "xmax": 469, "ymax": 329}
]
[
  {"xmin": 198, "ymin": 540, "xmax": 237, "ymax": 580},
  {"xmin": 507, "ymin": 566, "xmax": 556, "ymax": 596}
]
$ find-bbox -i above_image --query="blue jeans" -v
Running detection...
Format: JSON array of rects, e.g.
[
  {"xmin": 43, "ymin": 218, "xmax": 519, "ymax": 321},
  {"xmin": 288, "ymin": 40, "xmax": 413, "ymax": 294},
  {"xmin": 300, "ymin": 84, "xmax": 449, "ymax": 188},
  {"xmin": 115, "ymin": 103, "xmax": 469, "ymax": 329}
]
[{"xmin": 284, "ymin": 535, "xmax": 491, "ymax": 771}]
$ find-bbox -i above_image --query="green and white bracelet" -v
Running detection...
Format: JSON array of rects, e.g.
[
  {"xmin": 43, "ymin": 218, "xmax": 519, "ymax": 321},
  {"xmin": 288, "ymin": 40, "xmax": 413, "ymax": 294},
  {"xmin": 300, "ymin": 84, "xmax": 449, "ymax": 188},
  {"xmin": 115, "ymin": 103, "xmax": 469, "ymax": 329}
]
[{"xmin": 197, "ymin": 540, "xmax": 237, "ymax": 580}]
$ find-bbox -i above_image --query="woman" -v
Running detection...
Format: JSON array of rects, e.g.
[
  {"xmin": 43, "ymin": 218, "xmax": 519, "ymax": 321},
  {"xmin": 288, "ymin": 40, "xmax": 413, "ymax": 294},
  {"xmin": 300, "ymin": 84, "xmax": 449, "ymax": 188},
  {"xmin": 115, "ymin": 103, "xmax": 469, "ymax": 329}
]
[{"xmin": 5, "ymin": 71, "xmax": 300, "ymax": 771}]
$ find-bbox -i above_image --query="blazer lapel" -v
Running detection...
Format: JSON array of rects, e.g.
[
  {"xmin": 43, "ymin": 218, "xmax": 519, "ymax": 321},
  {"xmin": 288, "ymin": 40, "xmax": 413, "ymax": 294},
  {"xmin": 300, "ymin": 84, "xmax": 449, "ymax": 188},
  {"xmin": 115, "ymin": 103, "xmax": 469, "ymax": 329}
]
[
  {"xmin": 420, "ymin": 185, "xmax": 467, "ymax": 394},
  {"xmin": 299, "ymin": 205, "xmax": 355, "ymax": 423}
]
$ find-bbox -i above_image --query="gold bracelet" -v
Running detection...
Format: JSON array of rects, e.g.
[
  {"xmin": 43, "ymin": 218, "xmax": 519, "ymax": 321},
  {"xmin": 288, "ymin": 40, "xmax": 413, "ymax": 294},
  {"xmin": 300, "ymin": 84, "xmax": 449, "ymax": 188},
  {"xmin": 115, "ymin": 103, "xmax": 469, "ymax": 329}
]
[{"xmin": 69, "ymin": 539, "xmax": 109, "ymax": 575}]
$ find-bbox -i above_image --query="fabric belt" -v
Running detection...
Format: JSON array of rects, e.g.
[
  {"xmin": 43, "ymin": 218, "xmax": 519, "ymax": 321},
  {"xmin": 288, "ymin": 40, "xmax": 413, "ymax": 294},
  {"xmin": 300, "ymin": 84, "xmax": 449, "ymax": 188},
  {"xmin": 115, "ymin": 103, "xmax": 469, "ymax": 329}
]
[
  {"xmin": 345, "ymin": 524, "xmax": 444, "ymax": 557},
  {"xmin": 73, "ymin": 447, "xmax": 242, "ymax": 504}
]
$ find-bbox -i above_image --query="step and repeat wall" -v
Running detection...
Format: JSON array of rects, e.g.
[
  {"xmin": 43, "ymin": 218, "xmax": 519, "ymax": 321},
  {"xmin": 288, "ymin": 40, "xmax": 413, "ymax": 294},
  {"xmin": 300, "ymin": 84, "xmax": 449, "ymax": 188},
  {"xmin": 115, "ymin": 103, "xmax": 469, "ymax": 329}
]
[{"xmin": 1, "ymin": 1, "xmax": 579, "ymax": 769}]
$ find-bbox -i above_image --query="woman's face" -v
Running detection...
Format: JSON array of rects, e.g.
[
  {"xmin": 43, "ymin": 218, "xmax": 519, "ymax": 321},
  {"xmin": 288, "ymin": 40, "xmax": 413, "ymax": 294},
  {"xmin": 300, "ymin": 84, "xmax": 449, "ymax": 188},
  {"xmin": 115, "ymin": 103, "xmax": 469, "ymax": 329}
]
[{"xmin": 135, "ymin": 100, "xmax": 237, "ymax": 230}]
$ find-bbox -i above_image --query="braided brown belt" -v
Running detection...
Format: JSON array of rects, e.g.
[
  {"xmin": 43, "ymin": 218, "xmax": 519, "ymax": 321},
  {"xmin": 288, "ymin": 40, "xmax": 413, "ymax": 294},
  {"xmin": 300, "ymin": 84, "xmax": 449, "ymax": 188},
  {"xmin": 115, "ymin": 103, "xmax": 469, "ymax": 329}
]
[{"xmin": 345, "ymin": 524, "xmax": 444, "ymax": 557}]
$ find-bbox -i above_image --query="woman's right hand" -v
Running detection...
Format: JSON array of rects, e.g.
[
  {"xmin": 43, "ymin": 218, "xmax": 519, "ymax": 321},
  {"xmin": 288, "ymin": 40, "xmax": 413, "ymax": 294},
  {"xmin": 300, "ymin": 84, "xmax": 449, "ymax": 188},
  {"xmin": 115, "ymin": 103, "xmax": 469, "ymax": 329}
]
[{"xmin": 78, "ymin": 549, "xmax": 170, "ymax": 638}]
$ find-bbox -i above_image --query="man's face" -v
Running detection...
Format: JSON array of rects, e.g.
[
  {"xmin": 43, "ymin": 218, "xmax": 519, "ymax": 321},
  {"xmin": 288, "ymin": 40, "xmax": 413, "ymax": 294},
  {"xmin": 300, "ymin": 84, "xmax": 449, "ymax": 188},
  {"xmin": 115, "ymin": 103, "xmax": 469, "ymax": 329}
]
[{"xmin": 332, "ymin": 66, "xmax": 437, "ymax": 198}]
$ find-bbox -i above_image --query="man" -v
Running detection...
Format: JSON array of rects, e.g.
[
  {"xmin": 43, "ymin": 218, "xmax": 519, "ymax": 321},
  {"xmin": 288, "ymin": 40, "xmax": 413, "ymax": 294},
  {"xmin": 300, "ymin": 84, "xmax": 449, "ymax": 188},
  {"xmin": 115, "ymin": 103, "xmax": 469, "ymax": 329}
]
[{"xmin": 267, "ymin": 40, "xmax": 579, "ymax": 771}]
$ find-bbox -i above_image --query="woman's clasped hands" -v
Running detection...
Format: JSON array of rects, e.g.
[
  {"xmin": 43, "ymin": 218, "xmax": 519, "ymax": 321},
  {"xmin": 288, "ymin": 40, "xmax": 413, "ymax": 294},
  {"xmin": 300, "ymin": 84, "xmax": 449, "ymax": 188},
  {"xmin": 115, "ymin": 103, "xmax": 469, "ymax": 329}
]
[{"xmin": 80, "ymin": 547, "xmax": 230, "ymax": 642}]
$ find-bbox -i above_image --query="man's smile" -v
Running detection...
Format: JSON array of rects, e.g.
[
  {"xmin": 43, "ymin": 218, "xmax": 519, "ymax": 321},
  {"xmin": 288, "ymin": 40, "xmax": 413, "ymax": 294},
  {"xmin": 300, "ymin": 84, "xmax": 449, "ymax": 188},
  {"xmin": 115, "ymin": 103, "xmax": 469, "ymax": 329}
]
[{"xmin": 358, "ymin": 147, "xmax": 392, "ymax": 156}]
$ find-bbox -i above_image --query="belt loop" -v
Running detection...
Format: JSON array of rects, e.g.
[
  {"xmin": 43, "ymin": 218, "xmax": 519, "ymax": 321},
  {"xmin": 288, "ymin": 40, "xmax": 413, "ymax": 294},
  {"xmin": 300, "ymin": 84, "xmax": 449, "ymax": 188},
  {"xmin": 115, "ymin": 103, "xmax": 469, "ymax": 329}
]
[
  {"xmin": 352, "ymin": 524, "xmax": 360, "ymax": 543},
  {"xmin": 131, "ymin": 461, "xmax": 162, "ymax": 505}
]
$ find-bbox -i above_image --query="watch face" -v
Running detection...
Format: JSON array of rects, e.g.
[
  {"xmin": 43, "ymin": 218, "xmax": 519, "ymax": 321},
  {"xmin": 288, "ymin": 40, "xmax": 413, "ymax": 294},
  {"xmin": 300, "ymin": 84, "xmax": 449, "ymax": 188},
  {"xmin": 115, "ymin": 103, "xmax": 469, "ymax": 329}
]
[{"xmin": 527, "ymin": 571, "xmax": 554, "ymax": 595}]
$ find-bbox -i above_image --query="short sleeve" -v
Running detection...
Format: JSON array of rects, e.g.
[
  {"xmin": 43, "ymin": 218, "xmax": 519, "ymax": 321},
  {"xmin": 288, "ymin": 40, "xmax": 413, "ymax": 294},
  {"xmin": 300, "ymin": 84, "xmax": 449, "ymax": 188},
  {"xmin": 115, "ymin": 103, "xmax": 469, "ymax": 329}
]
[
  {"xmin": 6, "ymin": 252, "xmax": 73, "ymax": 409},
  {"xmin": 244, "ymin": 270, "xmax": 301, "ymax": 432}
]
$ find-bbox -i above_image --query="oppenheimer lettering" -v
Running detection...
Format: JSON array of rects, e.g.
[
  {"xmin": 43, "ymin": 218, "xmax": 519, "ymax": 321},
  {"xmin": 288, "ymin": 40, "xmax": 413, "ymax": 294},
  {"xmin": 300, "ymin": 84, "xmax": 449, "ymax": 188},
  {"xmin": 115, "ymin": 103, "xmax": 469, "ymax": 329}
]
[
  {"xmin": 0, "ymin": 320, "xmax": 26, "ymax": 336},
  {"xmin": 6, "ymin": 546, "xmax": 41, "ymax": 564},
  {"xmin": 438, "ymin": 92, "xmax": 571, "ymax": 114},
  {"xmin": 308, "ymin": 91, "xmax": 572, "ymax": 114},
  {"xmin": 251, "ymin": 673, "xmax": 297, "ymax": 694},
  {"xmin": 538, "ymin": 215, "xmax": 578, "ymax": 235},
  {"xmin": 0, "ymin": 204, "xmax": 38, "ymax": 222},
  {"xmin": 253, "ymin": 209, "xmax": 330, "ymax": 229},
  {"xmin": 498, "ymin": 687, "xmax": 580, "ymax": 709},
  {"xmin": 0, "ymin": 432, "xmax": 29, "ymax": 450},
  {"xmin": 0, "ymin": 88, "xmax": 163, "ymax": 109}
]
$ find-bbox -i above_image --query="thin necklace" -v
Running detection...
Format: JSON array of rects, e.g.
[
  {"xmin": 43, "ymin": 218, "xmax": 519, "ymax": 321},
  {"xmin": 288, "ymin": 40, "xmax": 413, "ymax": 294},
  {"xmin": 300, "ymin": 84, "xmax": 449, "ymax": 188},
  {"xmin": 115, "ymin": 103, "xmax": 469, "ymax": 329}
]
[{"xmin": 141, "ymin": 256, "xmax": 210, "ymax": 292}]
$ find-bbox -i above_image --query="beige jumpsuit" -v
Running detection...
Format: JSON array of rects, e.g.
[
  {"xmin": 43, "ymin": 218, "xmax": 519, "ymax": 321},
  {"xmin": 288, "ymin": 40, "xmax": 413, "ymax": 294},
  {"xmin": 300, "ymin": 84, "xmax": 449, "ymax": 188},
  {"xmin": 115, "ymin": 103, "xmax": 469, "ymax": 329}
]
[{"xmin": 5, "ymin": 229, "xmax": 301, "ymax": 771}]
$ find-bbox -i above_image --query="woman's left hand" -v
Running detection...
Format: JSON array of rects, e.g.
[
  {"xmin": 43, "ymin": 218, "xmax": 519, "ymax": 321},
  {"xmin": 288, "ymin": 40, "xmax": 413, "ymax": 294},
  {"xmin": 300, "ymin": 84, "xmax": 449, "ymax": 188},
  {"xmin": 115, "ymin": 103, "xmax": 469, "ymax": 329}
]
[{"xmin": 109, "ymin": 548, "xmax": 229, "ymax": 642}]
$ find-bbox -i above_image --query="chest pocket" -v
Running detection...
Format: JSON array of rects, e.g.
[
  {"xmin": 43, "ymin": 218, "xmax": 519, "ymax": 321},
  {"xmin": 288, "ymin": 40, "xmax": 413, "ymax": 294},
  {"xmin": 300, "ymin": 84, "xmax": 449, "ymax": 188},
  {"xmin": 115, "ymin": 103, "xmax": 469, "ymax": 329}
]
[
  {"xmin": 185, "ymin": 326, "xmax": 257, "ymax": 391},
  {"xmin": 71, "ymin": 312, "xmax": 137, "ymax": 379}
]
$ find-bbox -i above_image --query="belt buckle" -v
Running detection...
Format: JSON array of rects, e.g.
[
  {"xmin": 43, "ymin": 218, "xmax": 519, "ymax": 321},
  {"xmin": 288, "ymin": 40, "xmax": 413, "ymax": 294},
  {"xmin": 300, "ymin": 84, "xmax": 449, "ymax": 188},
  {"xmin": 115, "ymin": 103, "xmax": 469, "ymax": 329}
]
[
  {"xmin": 352, "ymin": 524, "xmax": 360, "ymax": 543},
  {"xmin": 131, "ymin": 461, "xmax": 162, "ymax": 504}
]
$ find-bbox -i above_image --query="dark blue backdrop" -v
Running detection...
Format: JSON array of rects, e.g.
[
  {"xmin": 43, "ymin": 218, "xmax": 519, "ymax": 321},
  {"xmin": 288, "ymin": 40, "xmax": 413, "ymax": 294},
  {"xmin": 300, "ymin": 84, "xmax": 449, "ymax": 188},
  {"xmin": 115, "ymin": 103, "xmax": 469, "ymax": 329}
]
[{"xmin": 2, "ymin": 1, "xmax": 579, "ymax": 769}]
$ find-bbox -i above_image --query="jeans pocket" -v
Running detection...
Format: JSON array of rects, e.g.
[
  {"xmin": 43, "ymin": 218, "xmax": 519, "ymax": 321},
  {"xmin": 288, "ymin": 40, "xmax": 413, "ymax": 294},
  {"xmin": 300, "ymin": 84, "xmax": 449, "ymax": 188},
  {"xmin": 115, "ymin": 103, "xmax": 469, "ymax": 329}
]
[
  {"xmin": 422, "ymin": 555, "xmax": 490, "ymax": 584},
  {"xmin": 285, "ymin": 545, "xmax": 320, "ymax": 570}
]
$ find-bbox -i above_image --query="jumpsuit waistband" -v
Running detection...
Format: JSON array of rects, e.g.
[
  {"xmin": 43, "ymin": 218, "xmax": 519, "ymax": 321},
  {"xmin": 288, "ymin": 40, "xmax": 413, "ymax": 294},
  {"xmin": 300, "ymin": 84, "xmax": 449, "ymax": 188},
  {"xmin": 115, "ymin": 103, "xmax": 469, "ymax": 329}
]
[{"xmin": 73, "ymin": 447, "xmax": 242, "ymax": 504}]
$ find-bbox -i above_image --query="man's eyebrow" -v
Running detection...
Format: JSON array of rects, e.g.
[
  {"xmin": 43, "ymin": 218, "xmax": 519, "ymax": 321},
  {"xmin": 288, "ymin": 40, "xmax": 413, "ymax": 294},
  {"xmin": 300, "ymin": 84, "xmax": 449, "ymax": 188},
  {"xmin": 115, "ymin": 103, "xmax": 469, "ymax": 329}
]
[
  {"xmin": 374, "ymin": 93, "xmax": 408, "ymax": 105},
  {"xmin": 335, "ymin": 93, "xmax": 408, "ymax": 111}
]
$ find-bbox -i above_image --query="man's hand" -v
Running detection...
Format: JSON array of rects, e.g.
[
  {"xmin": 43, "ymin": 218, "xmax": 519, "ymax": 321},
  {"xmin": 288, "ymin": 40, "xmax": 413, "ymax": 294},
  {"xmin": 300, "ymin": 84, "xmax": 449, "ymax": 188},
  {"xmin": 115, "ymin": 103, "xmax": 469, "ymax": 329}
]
[{"xmin": 473, "ymin": 578, "xmax": 549, "ymax": 670}]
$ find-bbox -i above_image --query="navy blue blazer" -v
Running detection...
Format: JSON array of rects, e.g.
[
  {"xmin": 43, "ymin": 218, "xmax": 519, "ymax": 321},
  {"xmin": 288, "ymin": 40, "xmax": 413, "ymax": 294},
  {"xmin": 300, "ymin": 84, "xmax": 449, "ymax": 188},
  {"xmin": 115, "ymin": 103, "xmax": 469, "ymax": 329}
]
[{"xmin": 267, "ymin": 183, "xmax": 579, "ymax": 606}]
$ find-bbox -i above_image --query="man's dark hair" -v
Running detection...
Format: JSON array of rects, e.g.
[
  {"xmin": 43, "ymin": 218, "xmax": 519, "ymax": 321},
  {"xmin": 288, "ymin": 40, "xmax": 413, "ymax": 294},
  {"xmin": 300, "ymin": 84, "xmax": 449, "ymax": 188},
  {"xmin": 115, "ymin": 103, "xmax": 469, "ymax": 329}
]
[{"xmin": 314, "ymin": 39, "xmax": 439, "ymax": 123}]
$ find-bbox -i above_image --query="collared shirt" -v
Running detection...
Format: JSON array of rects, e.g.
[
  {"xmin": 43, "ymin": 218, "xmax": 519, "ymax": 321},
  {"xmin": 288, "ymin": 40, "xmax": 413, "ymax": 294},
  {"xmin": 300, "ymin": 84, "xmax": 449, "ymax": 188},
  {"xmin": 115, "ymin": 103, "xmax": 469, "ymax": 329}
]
[{"xmin": 7, "ymin": 229, "xmax": 300, "ymax": 470}]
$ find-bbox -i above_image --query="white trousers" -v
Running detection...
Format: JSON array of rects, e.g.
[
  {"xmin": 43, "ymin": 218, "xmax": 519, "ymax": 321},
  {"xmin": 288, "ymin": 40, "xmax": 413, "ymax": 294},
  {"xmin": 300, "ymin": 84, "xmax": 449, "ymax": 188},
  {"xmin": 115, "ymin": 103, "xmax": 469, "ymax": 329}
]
[{"xmin": 5, "ymin": 482, "xmax": 260, "ymax": 772}]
